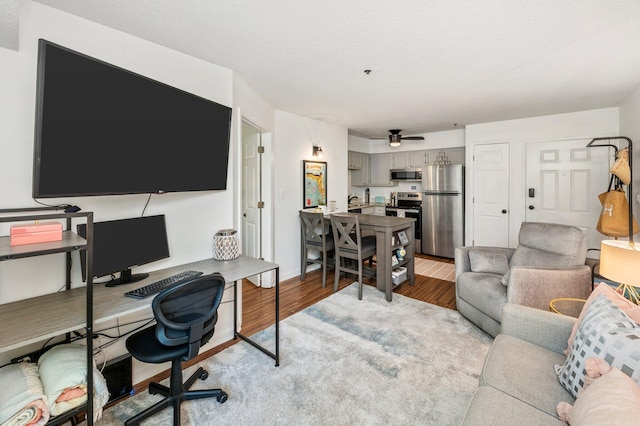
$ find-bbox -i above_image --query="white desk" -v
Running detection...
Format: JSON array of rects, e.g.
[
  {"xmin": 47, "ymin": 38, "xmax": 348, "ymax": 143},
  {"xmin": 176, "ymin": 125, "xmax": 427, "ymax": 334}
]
[{"xmin": 0, "ymin": 255, "xmax": 280, "ymax": 365}]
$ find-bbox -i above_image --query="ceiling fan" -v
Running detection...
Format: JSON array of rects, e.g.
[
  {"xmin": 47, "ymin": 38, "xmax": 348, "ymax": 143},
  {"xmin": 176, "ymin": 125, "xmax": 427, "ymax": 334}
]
[{"xmin": 373, "ymin": 129, "xmax": 425, "ymax": 147}]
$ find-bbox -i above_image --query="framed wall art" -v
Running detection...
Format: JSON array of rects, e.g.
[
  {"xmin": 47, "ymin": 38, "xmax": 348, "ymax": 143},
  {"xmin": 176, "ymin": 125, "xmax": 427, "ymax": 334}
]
[{"xmin": 303, "ymin": 160, "xmax": 327, "ymax": 209}]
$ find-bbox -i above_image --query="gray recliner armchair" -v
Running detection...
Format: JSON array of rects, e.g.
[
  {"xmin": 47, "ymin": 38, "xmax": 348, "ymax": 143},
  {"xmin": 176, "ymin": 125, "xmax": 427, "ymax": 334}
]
[{"xmin": 455, "ymin": 222, "xmax": 592, "ymax": 337}]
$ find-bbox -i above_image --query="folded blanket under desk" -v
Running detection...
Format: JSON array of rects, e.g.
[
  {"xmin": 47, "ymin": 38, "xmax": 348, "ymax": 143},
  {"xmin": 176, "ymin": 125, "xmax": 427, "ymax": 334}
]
[
  {"xmin": 0, "ymin": 362, "xmax": 49, "ymax": 426},
  {"xmin": 0, "ymin": 344, "xmax": 110, "ymax": 425}
]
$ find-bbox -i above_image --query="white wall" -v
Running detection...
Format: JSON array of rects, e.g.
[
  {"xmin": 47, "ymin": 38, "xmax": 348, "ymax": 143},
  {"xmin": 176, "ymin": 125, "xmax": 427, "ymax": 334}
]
[
  {"xmin": 0, "ymin": 3, "xmax": 235, "ymax": 300},
  {"xmin": 619, "ymin": 83, "xmax": 640, "ymax": 226},
  {"xmin": 0, "ymin": 2, "xmax": 239, "ymax": 379},
  {"xmin": 465, "ymin": 108, "xmax": 620, "ymax": 247},
  {"xmin": 273, "ymin": 111, "xmax": 348, "ymax": 279}
]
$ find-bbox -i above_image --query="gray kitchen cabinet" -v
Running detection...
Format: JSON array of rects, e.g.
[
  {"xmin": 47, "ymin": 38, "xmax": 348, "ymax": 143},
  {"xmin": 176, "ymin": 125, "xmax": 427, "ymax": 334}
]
[
  {"xmin": 360, "ymin": 206, "xmax": 375, "ymax": 215},
  {"xmin": 390, "ymin": 152, "xmax": 409, "ymax": 169},
  {"xmin": 350, "ymin": 154, "xmax": 369, "ymax": 186},
  {"xmin": 369, "ymin": 154, "xmax": 396, "ymax": 186},
  {"xmin": 348, "ymin": 151, "xmax": 365, "ymax": 170},
  {"xmin": 447, "ymin": 147, "xmax": 465, "ymax": 164},
  {"xmin": 373, "ymin": 206, "xmax": 386, "ymax": 216},
  {"xmin": 409, "ymin": 150, "xmax": 428, "ymax": 167},
  {"xmin": 427, "ymin": 148, "xmax": 466, "ymax": 165}
]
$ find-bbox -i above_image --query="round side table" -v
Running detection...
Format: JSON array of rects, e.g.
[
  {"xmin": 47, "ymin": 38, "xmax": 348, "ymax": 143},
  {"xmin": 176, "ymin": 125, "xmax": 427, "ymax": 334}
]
[{"xmin": 549, "ymin": 298, "xmax": 587, "ymax": 318}]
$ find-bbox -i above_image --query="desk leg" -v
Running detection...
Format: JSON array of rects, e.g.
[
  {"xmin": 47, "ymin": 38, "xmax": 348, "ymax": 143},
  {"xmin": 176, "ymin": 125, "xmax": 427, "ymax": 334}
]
[
  {"xmin": 233, "ymin": 279, "xmax": 239, "ymax": 339},
  {"xmin": 233, "ymin": 268, "xmax": 280, "ymax": 367},
  {"xmin": 275, "ymin": 267, "xmax": 280, "ymax": 366}
]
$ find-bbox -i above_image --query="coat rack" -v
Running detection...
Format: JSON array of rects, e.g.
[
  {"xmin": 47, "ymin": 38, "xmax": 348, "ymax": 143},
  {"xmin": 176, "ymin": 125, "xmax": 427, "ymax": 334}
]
[{"xmin": 586, "ymin": 136, "xmax": 634, "ymax": 243}]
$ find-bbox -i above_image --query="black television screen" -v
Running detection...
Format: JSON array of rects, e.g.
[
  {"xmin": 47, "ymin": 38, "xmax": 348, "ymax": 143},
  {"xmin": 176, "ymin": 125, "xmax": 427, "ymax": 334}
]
[
  {"xmin": 33, "ymin": 39, "xmax": 232, "ymax": 198},
  {"xmin": 77, "ymin": 215, "xmax": 170, "ymax": 286}
]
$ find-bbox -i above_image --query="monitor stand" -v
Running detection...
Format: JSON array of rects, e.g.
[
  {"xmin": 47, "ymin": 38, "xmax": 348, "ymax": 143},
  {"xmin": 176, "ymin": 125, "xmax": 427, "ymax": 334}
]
[{"xmin": 104, "ymin": 269, "xmax": 149, "ymax": 287}]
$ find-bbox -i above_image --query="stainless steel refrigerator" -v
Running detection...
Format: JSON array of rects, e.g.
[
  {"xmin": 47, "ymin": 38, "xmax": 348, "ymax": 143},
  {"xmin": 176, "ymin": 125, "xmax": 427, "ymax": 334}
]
[{"xmin": 421, "ymin": 164, "xmax": 464, "ymax": 258}]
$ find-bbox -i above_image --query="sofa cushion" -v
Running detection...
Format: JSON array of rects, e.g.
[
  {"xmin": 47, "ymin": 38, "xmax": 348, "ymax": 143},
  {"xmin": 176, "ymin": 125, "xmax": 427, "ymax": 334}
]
[
  {"xmin": 456, "ymin": 272, "xmax": 506, "ymax": 323},
  {"xmin": 480, "ymin": 334, "xmax": 575, "ymax": 416},
  {"xmin": 501, "ymin": 222, "xmax": 587, "ymax": 286},
  {"xmin": 555, "ymin": 294, "xmax": 640, "ymax": 398},
  {"xmin": 558, "ymin": 365, "xmax": 640, "ymax": 426},
  {"xmin": 462, "ymin": 386, "xmax": 566, "ymax": 426},
  {"xmin": 481, "ymin": 334, "xmax": 573, "ymax": 417},
  {"xmin": 469, "ymin": 249, "xmax": 510, "ymax": 275}
]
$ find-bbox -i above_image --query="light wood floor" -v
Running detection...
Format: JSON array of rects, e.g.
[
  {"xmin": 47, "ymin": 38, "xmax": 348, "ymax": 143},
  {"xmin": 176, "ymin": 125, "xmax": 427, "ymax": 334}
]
[{"xmin": 130, "ymin": 253, "xmax": 457, "ymax": 395}]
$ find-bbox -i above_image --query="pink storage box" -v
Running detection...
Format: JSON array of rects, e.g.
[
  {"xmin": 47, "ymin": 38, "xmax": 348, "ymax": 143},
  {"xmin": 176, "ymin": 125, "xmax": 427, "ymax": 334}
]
[{"xmin": 10, "ymin": 221, "xmax": 63, "ymax": 246}]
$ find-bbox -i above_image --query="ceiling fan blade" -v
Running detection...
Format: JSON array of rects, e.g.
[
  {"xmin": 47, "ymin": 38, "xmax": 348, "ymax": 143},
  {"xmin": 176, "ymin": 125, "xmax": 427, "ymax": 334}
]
[{"xmin": 401, "ymin": 136, "xmax": 425, "ymax": 140}]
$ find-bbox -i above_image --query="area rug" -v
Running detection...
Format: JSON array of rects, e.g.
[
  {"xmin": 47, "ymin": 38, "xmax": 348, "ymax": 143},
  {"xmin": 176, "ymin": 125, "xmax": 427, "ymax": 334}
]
[
  {"xmin": 414, "ymin": 257, "xmax": 456, "ymax": 282},
  {"xmin": 97, "ymin": 283, "xmax": 491, "ymax": 425}
]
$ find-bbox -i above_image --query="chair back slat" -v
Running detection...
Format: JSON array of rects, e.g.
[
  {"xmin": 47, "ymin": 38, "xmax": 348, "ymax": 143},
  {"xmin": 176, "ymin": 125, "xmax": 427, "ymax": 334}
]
[
  {"xmin": 300, "ymin": 211, "xmax": 327, "ymax": 246},
  {"xmin": 331, "ymin": 213, "xmax": 362, "ymax": 259}
]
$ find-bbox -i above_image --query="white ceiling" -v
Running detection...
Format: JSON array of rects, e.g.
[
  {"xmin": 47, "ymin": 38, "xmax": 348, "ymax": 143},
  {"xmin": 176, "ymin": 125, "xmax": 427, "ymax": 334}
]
[{"xmin": 18, "ymin": 1, "xmax": 640, "ymax": 137}]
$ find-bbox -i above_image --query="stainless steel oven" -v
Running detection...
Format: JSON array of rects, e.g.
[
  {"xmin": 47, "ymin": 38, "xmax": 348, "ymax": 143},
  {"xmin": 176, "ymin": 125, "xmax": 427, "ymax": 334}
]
[{"xmin": 385, "ymin": 192, "xmax": 422, "ymax": 254}]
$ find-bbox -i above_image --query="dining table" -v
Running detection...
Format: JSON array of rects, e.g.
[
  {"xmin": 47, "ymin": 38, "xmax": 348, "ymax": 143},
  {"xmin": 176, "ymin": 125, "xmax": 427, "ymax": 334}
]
[
  {"xmin": 314, "ymin": 209, "xmax": 415, "ymax": 302},
  {"xmin": 356, "ymin": 214, "xmax": 416, "ymax": 301}
]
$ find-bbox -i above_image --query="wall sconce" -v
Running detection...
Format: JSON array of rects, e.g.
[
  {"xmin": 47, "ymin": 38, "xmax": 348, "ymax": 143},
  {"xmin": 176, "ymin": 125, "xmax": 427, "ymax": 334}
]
[{"xmin": 312, "ymin": 146, "xmax": 324, "ymax": 159}]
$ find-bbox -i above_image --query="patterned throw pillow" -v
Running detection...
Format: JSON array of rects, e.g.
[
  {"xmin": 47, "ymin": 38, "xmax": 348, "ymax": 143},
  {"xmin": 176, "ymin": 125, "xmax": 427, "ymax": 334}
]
[{"xmin": 554, "ymin": 294, "xmax": 640, "ymax": 398}]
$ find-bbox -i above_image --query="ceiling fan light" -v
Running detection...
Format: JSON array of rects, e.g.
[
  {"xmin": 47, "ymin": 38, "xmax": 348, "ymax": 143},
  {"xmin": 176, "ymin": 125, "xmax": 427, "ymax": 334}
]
[{"xmin": 389, "ymin": 141, "xmax": 401, "ymax": 147}]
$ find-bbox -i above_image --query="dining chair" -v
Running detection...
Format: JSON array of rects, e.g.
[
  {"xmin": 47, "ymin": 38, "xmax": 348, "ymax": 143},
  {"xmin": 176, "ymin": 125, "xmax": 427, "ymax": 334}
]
[
  {"xmin": 299, "ymin": 210, "xmax": 335, "ymax": 288},
  {"xmin": 330, "ymin": 213, "xmax": 376, "ymax": 300}
]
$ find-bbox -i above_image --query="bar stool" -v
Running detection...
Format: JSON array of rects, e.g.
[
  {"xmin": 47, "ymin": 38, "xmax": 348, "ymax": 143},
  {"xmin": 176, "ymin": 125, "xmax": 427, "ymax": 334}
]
[
  {"xmin": 330, "ymin": 213, "xmax": 376, "ymax": 300},
  {"xmin": 299, "ymin": 210, "xmax": 335, "ymax": 288}
]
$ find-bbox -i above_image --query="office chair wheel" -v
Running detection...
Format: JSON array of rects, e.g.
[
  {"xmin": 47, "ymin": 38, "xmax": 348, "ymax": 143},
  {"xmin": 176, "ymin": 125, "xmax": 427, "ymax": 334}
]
[
  {"xmin": 199, "ymin": 370, "xmax": 209, "ymax": 380},
  {"xmin": 217, "ymin": 391, "xmax": 228, "ymax": 403}
]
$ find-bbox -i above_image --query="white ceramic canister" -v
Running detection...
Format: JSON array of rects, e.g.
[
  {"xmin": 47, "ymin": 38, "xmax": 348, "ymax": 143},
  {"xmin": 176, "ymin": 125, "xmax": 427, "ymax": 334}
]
[{"xmin": 213, "ymin": 229, "xmax": 239, "ymax": 260}]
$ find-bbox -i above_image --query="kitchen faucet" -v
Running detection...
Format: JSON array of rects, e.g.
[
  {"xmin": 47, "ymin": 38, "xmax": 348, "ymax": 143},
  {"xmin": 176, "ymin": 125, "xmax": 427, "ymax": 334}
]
[{"xmin": 348, "ymin": 194, "xmax": 358, "ymax": 203}]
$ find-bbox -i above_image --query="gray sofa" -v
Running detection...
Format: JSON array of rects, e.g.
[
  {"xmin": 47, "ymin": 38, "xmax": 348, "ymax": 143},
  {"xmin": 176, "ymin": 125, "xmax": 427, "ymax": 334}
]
[
  {"xmin": 461, "ymin": 303, "xmax": 576, "ymax": 425},
  {"xmin": 455, "ymin": 222, "xmax": 592, "ymax": 337}
]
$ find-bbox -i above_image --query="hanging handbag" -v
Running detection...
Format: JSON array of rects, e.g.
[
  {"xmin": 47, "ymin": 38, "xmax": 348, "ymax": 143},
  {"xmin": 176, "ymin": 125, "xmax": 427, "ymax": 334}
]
[
  {"xmin": 610, "ymin": 148, "xmax": 631, "ymax": 185},
  {"xmin": 597, "ymin": 175, "xmax": 638, "ymax": 237}
]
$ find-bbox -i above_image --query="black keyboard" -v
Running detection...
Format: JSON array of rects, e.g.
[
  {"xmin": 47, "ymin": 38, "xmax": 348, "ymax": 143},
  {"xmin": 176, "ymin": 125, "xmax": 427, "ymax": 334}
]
[{"xmin": 124, "ymin": 270, "xmax": 204, "ymax": 299}]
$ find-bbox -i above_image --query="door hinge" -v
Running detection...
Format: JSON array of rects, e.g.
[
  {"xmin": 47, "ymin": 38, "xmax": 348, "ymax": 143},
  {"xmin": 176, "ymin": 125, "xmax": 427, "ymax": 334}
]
[
  {"xmin": 257, "ymin": 201, "xmax": 265, "ymax": 208},
  {"xmin": 257, "ymin": 146, "xmax": 265, "ymax": 154}
]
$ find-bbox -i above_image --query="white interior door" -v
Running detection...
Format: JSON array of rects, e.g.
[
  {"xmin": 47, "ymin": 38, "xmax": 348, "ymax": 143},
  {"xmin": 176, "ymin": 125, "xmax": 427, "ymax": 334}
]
[
  {"xmin": 242, "ymin": 121, "xmax": 262, "ymax": 286},
  {"xmin": 525, "ymin": 139, "xmax": 611, "ymax": 251},
  {"xmin": 472, "ymin": 143, "xmax": 510, "ymax": 247}
]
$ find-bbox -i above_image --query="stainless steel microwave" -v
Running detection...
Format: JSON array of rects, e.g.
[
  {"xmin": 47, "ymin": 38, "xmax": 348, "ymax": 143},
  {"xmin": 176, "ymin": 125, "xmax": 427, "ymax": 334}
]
[{"xmin": 390, "ymin": 168, "xmax": 422, "ymax": 181}]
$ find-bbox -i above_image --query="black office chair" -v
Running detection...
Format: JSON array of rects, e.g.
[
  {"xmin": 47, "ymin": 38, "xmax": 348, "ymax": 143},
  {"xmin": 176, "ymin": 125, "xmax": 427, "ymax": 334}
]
[{"xmin": 125, "ymin": 273, "xmax": 228, "ymax": 426}]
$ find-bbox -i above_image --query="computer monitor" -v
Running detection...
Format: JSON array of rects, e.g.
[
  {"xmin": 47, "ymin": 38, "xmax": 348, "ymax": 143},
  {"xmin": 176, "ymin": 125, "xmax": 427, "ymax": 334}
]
[{"xmin": 77, "ymin": 215, "xmax": 170, "ymax": 287}]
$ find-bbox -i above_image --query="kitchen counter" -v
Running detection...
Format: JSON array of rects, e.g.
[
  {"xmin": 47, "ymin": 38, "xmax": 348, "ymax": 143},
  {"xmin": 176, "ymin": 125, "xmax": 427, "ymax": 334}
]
[{"xmin": 347, "ymin": 203, "xmax": 388, "ymax": 212}]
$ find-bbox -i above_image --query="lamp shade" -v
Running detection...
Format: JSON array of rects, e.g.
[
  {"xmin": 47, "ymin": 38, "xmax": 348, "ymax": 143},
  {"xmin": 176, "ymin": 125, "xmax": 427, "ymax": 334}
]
[{"xmin": 599, "ymin": 240, "xmax": 640, "ymax": 287}]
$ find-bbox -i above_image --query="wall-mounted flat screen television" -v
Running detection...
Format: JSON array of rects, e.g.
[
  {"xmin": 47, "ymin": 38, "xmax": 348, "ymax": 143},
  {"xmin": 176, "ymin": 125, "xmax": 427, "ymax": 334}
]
[{"xmin": 33, "ymin": 39, "xmax": 232, "ymax": 198}]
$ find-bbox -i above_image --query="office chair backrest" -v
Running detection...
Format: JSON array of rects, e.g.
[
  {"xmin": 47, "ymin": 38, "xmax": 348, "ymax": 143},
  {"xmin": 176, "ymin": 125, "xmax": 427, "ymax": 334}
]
[{"xmin": 152, "ymin": 273, "xmax": 225, "ymax": 361}]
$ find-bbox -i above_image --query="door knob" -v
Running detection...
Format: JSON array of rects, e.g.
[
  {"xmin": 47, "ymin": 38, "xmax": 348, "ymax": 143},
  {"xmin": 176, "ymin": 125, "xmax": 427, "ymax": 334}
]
[
  {"xmin": 529, "ymin": 205, "xmax": 534, "ymax": 210},
  {"xmin": 501, "ymin": 209, "xmax": 507, "ymax": 214}
]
